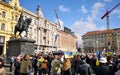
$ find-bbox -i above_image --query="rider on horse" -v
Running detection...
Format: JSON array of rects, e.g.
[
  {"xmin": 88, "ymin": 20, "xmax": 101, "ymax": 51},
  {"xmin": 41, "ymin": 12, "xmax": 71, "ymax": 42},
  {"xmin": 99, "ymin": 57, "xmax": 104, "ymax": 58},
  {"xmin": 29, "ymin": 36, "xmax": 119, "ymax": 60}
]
[
  {"xmin": 14, "ymin": 13, "xmax": 32, "ymax": 38},
  {"xmin": 17, "ymin": 13, "xmax": 24, "ymax": 30}
]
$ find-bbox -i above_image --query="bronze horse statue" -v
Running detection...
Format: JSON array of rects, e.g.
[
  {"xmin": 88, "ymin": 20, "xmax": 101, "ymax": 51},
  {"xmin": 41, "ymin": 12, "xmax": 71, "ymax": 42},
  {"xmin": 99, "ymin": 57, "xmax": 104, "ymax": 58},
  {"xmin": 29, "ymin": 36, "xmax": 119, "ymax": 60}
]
[{"xmin": 14, "ymin": 14, "xmax": 32, "ymax": 38}]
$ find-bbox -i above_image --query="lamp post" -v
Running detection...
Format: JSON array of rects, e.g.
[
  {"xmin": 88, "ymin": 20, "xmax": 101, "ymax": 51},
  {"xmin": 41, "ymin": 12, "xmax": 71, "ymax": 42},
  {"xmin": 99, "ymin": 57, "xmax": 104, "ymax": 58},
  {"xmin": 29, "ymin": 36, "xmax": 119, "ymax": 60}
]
[
  {"xmin": 118, "ymin": 32, "xmax": 120, "ymax": 51},
  {"xmin": 96, "ymin": 40, "xmax": 98, "ymax": 52}
]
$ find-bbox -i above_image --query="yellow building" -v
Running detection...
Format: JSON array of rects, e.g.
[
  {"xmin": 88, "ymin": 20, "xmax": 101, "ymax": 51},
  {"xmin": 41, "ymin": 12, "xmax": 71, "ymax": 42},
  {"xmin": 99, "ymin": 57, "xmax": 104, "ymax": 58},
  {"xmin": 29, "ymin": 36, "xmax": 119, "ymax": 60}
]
[{"xmin": 0, "ymin": 0, "xmax": 22, "ymax": 55}]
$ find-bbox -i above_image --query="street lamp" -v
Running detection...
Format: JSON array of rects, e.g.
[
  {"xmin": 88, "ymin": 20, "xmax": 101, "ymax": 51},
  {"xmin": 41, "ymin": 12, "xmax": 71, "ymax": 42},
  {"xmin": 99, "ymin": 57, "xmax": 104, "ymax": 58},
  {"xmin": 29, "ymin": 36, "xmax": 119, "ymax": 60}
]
[{"xmin": 96, "ymin": 40, "xmax": 98, "ymax": 52}]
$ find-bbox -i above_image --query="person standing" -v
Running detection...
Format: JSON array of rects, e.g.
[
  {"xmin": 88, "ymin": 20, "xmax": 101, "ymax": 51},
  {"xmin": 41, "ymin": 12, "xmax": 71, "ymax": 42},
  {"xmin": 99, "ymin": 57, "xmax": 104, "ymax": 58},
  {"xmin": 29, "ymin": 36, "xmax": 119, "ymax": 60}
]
[
  {"xmin": 95, "ymin": 57, "xmax": 110, "ymax": 75},
  {"xmin": 20, "ymin": 54, "xmax": 32, "ymax": 75},
  {"xmin": 37, "ymin": 54, "xmax": 44, "ymax": 75},
  {"xmin": 0, "ymin": 58, "xmax": 5, "ymax": 75},
  {"xmin": 14, "ymin": 57, "xmax": 21, "ymax": 75},
  {"xmin": 62, "ymin": 58, "xmax": 72, "ymax": 75},
  {"xmin": 51, "ymin": 55, "xmax": 62, "ymax": 75},
  {"xmin": 33, "ymin": 56, "xmax": 38, "ymax": 75},
  {"xmin": 47, "ymin": 53, "xmax": 52, "ymax": 75},
  {"xmin": 107, "ymin": 56, "xmax": 117, "ymax": 75},
  {"xmin": 42, "ymin": 55, "xmax": 49, "ymax": 75},
  {"xmin": 115, "ymin": 63, "xmax": 120, "ymax": 75},
  {"xmin": 75, "ymin": 54, "xmax": 83, "ymax": 74},
  {"xmin": 77, "ymin": 55, "xmax": 92, "ymax": 75},
  {"xmin": 9, "ymin": 56, "xmax": 14, "ymax": 72}
]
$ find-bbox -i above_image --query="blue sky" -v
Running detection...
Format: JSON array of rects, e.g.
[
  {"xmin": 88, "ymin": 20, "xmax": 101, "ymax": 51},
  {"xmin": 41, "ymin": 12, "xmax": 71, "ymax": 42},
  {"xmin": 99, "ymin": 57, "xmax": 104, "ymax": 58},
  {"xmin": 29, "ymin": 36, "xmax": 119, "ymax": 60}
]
[{"xmin": 19, "ymin": 0, "xmax": 120, "ymax": 43}]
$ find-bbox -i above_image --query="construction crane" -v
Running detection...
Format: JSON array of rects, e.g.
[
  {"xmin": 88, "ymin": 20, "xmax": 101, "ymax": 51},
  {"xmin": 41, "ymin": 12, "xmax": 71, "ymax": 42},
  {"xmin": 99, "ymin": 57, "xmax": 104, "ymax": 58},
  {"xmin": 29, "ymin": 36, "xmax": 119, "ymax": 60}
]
[
  {"xmin": 54, "ymin": 9, "xmax": 61, "ymax": 28},
  {"xmin": 101, "ymin": 2, "xmax": 120, "ymax": 30},
  {"xmin": 54, "ymin": 9, "xmax": 61, "ymax": 49},
  {"xmin": 101, "ymin": 2, "xmax": 120, "ymax": 52}
]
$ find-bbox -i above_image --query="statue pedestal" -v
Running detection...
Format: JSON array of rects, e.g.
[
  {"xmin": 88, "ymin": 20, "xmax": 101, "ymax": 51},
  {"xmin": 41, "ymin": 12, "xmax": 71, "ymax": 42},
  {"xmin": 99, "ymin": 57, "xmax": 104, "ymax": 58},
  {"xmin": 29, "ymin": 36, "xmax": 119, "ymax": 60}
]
[{"xmin": 7, "ymin": 37, "xmax": 35, "ymax": 57}]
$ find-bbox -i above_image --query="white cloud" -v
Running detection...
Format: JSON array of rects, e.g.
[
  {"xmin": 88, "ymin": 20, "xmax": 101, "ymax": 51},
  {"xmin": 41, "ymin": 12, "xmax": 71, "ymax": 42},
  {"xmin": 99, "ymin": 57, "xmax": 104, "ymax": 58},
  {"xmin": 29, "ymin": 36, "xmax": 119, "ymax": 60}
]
[
  {"xmin": 91, "ymin": 2, "xmax": 105, "ymax": 19},
  {"xmin": 59, "ymin": 5, "xmax": 70, "ymax": 13},
  {"xmin": 81, "ymin": 5, "xmax": 88, "ymax": 14},
  {"xmin": 72, "ymin": 2, "xmax": 105, "ymax": 44},
  {"xmin": 72, "ymin": 19, "xmax": 105, "ymax": 44},
  {"xmin": 111, "ymin": 9, "xmax": 120, "ymax": 18},
  {"xmin": 111, "ymin": 9, "xmax": 120, "ymax": 15},
  {"xmin": 104, "ymin": 0, "xmax": 113, "ymax": 2}
]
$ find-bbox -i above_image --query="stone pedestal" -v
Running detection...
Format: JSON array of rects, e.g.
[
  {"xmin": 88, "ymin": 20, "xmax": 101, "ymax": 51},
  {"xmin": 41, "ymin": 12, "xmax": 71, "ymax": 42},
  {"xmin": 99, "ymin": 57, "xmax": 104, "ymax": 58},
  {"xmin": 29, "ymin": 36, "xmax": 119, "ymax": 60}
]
[{"xmin": 7, "ymin": 37, "xmax": 35, "ymax": 57}]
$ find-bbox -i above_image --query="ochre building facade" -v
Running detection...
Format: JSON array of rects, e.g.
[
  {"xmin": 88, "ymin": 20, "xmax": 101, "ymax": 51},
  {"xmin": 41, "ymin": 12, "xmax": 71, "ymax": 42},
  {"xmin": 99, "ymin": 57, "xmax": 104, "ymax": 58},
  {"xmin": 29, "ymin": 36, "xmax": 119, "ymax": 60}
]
[
  {"xmin": 0, "ymin": 0, "xmax": 22, "ymax": 55},
  {"xmin": 82, "ymin": 28, "xmax": 120, "ymax": 53}
]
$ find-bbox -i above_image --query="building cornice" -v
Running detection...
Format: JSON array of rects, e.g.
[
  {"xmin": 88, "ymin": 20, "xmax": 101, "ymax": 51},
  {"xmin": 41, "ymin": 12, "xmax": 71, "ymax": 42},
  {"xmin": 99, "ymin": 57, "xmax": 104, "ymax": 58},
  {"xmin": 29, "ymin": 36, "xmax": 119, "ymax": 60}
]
[
  {"xmin": 0, "ymin": 2, "xmax": 13, "ymax": 8},
  {"xmin": 0, "ymin": 30, "xmax": 14, "ymax": 35},
  {"xmin": 58, "ymin": 30, "xmax": 77, "ymax": 38},
  {"xmin": 82, "ymin": 28, "xmax": 120, "ymax": 37}
]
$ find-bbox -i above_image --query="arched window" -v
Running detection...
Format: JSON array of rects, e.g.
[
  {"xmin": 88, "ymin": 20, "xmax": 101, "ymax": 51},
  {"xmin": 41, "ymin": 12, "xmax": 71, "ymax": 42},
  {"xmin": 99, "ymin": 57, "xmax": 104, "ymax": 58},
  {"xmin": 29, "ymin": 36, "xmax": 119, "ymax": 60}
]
[{"xmin": 1, "ymin": 23, "xmax": 5, "ymax": 30}]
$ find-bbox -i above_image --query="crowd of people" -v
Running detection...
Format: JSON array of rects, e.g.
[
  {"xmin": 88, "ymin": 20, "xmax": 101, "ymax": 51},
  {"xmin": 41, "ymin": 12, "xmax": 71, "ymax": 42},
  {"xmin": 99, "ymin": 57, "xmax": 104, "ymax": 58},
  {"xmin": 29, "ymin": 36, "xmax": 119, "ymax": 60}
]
[{"xmin": 2, "ymin": 50, "xmax": 120, "ymax": 75}]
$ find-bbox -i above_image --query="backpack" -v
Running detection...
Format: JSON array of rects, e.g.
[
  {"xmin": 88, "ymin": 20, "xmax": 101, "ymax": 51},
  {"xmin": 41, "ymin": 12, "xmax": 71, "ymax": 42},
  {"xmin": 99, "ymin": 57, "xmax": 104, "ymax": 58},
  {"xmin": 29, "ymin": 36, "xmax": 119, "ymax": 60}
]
[
  {"xmin": 52, "ymin": 65, "xmax": 59, "ymax": 73},
  {"xmin": 52, "ymin": 60, "xmax": 60, "ymax": 73},
  {"xmin": 42, "ymin": 63, "xmax": 47, "ymax": 69},
  {"xmin": 36, "ymin": 58, "xmax": 44, "ymax": 70},
  {"xmin": 36, "ymin": 61, "xmax": 42, "ymax": 69},
  {"xmin": 42, "ymin": 60, "xmax": 48, "ymax": 69}
]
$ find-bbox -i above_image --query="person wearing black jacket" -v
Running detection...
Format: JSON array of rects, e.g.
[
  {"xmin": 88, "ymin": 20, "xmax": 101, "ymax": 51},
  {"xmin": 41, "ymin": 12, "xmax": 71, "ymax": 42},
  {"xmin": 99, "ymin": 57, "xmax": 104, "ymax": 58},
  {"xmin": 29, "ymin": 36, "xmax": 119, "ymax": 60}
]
[
  {"xmin": 14, "ymin": 57, "xmax": 21, "ymax": 75},
  {"xmin": 95, "ymin": 57, "xmax": 110, "ymax": 75},
  {"xmin": 77, "ymin": 55, "xmax": 92, "ymax": 75},
  {"xmin": 75, "ymin": 54, "xmax": 83, "ymax": 74},
  {"xmin": 107, "ymin": 56, "xmax": 117, "ymax": 75}
]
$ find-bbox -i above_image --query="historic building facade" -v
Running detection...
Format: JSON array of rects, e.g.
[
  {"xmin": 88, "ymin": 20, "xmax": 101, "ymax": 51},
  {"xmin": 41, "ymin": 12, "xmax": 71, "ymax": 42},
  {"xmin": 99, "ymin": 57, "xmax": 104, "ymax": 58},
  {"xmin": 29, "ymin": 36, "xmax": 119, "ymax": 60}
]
[
  {"xmin": 82, "ymin": 28, "xmax": 120, "ymax": 53},
  {"xmin": 23, "ymin": 6, "xmax": 58, "ymax": 52},
  {"xmin": 0, "ymin": 0, "xmax": 78, "ymax": 55},
  {"xmin": 0, "ymin": 0, "xmax": 77, "ymax": 55},
  {"xmin": 0, "ymin": 0, "xmax": 23, "ymax": 55},
  {"xmin": 0, "ymin": 0, "xmax": 58, "ymax": 55},
  {"xmin": 56, "ymin": 27, "xmax": 77, "ymax": 51}
]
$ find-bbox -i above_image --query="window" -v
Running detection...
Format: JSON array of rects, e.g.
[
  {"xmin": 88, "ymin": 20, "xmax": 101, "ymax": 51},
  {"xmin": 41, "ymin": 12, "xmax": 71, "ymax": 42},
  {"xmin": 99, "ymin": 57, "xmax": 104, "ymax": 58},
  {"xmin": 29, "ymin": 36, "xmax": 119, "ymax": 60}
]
[
  {"xmin": 15, "ymin": 15, "xmax": 18, "ymax": 21},
  {"xmin": 25, "ymin": 16, "xmax": 27, "ymax": 18},
  {"xmin": 14, "ymin": 4, "xmax": 18, "ymax": 10},
  {"xmin": 2, "ymin": 11, "xmax": 6, "ymax": 18},
  {"xmin": 0, "ymin": 36, "xmax": 5, "ymax": 43},
  {"xmin": 1, "ymin": 23, "xmax": 5, "ymax": 30}
]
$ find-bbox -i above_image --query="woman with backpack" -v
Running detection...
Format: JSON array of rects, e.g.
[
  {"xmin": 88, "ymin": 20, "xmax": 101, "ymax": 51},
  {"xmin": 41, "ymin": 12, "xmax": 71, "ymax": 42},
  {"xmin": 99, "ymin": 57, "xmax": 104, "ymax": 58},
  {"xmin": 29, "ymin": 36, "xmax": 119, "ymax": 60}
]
[
  {"xmin": 62, "ymin": 58, "xmax": 72, "ymax": 75},
  {"xmin": 51, "ymin": 55, "xmax": 62, "ymax": 75}
]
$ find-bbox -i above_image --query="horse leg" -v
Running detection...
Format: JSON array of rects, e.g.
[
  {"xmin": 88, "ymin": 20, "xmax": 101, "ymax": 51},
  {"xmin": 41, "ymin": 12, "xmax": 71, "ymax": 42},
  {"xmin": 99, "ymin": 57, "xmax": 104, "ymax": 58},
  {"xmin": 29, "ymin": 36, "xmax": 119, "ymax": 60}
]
[
  {"xmin": 14, "ymin": 33, "xmax": 16, "ymax": 38},
  {"xmin": 25, "ymin": 30, "xmax": 28, "ymax": 37}
]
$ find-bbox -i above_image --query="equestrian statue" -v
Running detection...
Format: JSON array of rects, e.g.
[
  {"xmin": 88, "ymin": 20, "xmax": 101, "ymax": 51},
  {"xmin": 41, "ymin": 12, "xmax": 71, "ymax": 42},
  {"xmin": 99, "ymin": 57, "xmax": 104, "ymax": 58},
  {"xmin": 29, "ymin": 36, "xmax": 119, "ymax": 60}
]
[{"xmin": 14, "ymin": 13, "xmax": 32, "ymax": 38}]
